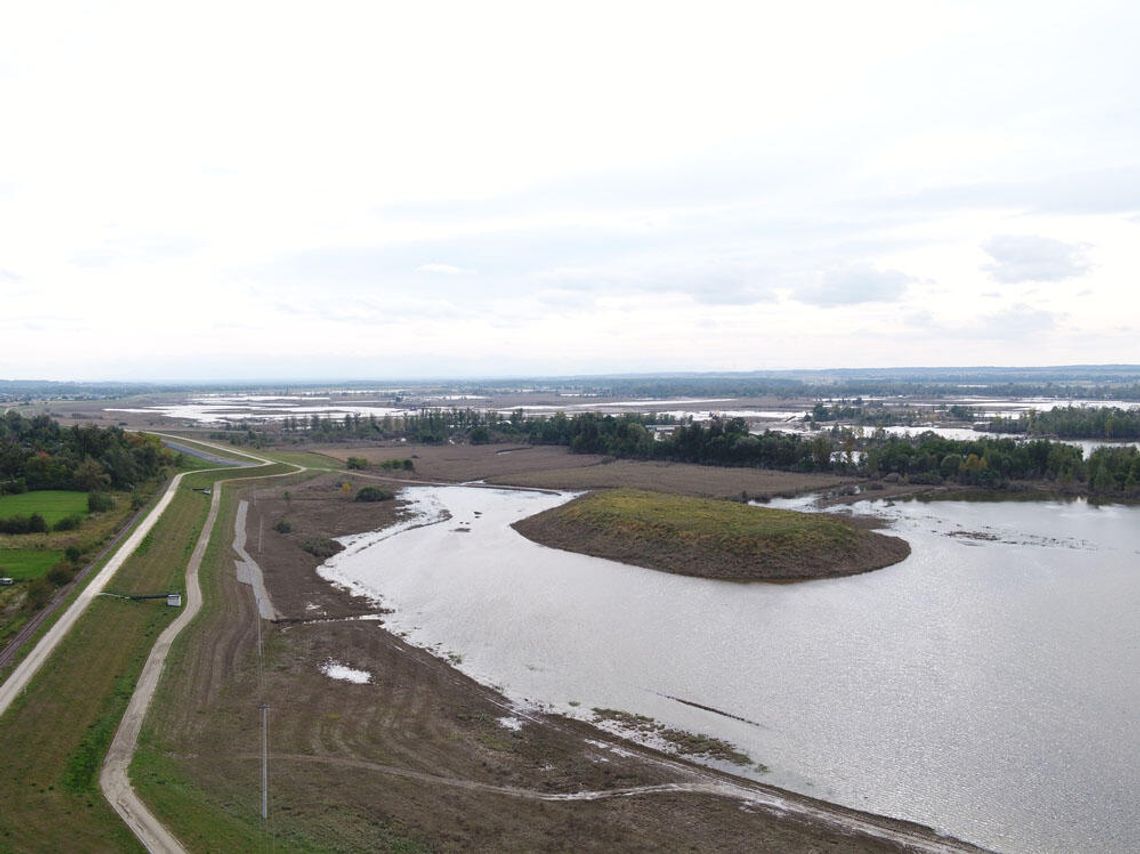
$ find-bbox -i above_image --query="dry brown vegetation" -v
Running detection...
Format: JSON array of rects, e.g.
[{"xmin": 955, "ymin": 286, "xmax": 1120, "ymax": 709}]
[
  {"xmin": 317, "ymin": 442, "xmax": 856, "ymax": 499},
  {"xmin": 489, "ymin": 459, "xmax": 855, "ymax": 499},
  {"xmin": 316, "ymin": 442, "xmax": 608, "ymax": 483}
]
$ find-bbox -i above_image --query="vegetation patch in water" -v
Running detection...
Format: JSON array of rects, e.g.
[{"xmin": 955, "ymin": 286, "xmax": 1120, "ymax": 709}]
[
  {"xmin": 514, "ymin": 488, "xmax": 910, "ymax": 581},
  {"xmin": 593, "ymin": 707, "xmax": 753, "ymax": 766}
]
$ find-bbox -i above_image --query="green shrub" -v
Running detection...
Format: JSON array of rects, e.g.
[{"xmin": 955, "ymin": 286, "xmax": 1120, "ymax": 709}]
[
  {"xmin": 0, "ymin": 513, "xmax": 48, "ymax": 534},
  {"xmin": 53, "ymin": 514, "xmax": 83, "ymax": 532},
  {"xmin": 88, "ymin": 492, "xmax": 114, "ymax": 513},
  {"xmin": 273, "ymin": 519, "xmax": 293, "ymax": 534},
  {"xmin": 301, "ymin": 537, "xmax": 344, "ymax": 559},
  {"xmin": 24, "ymin": 578, "xmax": 54, "ymax": 609},
  {"xmin": 355, "ymin": 486, "xmax": 394, "ymax": 503},
  {"xmin": 346, "ymin": 457, "xmax": 369, "ymax": 470},
  {"xmin": 47, "ymin": 563, "xmax": 75, "ymax": 587}
]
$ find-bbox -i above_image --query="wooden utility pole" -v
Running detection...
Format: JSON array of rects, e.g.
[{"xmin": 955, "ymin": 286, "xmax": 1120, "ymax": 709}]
[{"xmin": 259, "ymin": 702, "xmax": 269, "ymax": 821}]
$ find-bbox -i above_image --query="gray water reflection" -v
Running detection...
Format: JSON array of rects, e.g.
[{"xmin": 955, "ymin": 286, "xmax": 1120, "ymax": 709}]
[{"xmin": 319, "ymin": 486, "xmax": 1140, "ymax": 854}]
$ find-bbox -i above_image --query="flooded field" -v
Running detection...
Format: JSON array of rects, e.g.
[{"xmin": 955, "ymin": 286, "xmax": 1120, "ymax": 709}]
[{"xmin": 318, "ymin": 485, "xmax": 1140, "ymax": 854}]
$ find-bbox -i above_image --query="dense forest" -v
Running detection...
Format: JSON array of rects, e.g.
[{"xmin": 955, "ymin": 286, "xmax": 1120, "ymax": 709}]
[
  {"xmin": 0, "ymin": 412, "xmax": 175, "ymax": 494},
  {"xmin": 982, "ymin": 406, "xmax": 1140, "ymax": 440}
]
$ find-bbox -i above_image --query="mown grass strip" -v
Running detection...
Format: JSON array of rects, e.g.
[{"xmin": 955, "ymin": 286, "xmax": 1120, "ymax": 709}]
[
  {"xmin": 0, "ymin": 463, "xmax": 290, "ymax": 852},
  {"xmin": 255, "ymin": 447, "xmax": 346, "ymax": 470}
]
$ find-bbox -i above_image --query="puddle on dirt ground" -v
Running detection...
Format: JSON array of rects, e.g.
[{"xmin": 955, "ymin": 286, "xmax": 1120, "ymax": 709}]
[{"xmin": 319, "ymin": 659, "xmax": 373, "ymax": 684}]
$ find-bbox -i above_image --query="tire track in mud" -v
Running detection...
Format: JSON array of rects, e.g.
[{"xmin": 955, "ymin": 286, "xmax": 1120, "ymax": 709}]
[{"xmin": 262, "ymin": 752, "xmax": 984, "ymax": 854}]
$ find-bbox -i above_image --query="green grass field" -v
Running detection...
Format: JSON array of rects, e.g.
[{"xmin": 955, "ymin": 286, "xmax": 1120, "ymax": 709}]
[
  {"xmin": 0, "ymin": 549, "xmax": 64, "ymax": 581},
  {"xmin": 556, "ymin": 488, "xmax": 858, "ymax": 553},
  {"xmin": 0, "ymin": 491, "xmax": 88, "ymax": 526}
]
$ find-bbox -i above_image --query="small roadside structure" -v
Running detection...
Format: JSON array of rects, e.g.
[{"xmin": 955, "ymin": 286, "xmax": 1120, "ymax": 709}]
[{"xmin": 101, "ymin": 590, "xmax": 183, "ymax": 606}]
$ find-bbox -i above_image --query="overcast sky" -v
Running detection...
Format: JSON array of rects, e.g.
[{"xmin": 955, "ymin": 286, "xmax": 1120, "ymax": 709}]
[{"xmin": 2, "ymin": 1, "xmax": 1138, "ymax": 381}]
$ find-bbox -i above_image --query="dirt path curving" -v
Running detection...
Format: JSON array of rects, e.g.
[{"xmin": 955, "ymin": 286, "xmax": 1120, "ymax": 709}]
[
  {"xmin": 266, "ymin": 752, "xmax": 978, "ymax": 853},
  {"xmin": 99, "ymin": 440, "xmax": 298, "ymax": 853}
]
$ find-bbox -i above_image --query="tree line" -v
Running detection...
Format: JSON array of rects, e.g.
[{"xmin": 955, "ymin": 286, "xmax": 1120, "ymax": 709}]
[
  {"xmin": 214, "ymin": 407, "xmax": 1140, "ymax": 496},
  {"xmin": 0, "ymin": 411, "xmax": 175, "ymax": 495},
  {"xmin": 982, "ymin": 405, "xmax": 1140, "ymax": 440}
]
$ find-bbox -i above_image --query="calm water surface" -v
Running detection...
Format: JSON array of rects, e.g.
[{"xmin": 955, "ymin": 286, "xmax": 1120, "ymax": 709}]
[{"xmin": 318, "ymin": 486, "xmax": 1140, "ymax": 854}]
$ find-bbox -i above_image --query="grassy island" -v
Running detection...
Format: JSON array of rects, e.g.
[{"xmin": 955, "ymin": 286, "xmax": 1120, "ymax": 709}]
[{"xmin": 513, "ymin": 488, "xmax": 910, "ymax": 581}]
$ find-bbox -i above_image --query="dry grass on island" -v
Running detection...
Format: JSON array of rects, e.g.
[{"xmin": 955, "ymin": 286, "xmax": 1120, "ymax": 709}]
[{"xmin": 513, "ymin": 488, "xmax": 911, "ymax": 581}]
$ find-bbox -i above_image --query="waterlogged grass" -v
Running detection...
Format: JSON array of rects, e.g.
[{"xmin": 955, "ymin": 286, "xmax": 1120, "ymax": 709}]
[
  {"xmin": 557, "ymin": 488, "xmax": 857, "ymax": 558},
  {"xmin": 0, "ymin": 490, "xmax": 89, "ymax": 527},
  {"xmin": 592, "ymin": 707, "xmax": 753, "ymax": 766},
  {"xmin": 0, "ymin": 548, "xmax": 64, "ymax": 580}
]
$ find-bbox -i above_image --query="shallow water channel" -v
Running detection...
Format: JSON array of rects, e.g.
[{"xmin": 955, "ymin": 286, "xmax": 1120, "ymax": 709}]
[{"xmin": 318, "ymin": 486, "xmax": 1140, "ymax": 854}]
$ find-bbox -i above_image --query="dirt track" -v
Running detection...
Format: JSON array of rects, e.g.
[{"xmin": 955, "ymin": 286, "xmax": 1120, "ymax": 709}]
[
  {"xmin": 99, "ymin": 487, "xmax": 221, "ymax": 854},
  {"xmin": 99, "ymin": 443, "xmax": 296, "ymax": 854}
]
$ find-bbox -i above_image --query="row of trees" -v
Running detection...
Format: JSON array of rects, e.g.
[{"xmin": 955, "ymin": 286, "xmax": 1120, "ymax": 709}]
[
  {"xmin": 209, "ymin": 405, "xmax": 1139, "ymax": 495},
  {"xmin": 983, "ymin": 406, "xmax": 1140, "ymax": 440},
  {"xmin": 523, "ymin": 414, "xmax": 1138, "ymax": 493},
  {"xmin": 0, "ymin": 411, "xmax": 174, "ymax": 494}
]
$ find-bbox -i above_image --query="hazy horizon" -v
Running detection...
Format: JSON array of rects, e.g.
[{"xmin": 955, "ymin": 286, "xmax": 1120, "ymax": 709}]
[{"xmin": 4, "ymin": 363, "xmax": 1140, "ymax": 390}]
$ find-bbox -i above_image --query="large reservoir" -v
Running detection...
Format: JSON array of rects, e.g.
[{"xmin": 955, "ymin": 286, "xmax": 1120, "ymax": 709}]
[{"xmin": 318, "ymin": 486, "xmax": 1140, "ymax": 854}]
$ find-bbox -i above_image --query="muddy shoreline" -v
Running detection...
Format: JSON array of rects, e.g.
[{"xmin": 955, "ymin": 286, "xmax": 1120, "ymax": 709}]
[{"xmin": 173, "ymin": 473, "xmax": 984, "ymax": 852}]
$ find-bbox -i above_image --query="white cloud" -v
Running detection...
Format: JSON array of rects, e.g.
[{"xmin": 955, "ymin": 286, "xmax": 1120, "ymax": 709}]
[
  {"xmin": 793, "ymin": 265, "xmax": 913, "ymax": 306},
  {"xmin": 982, "ymin": 235, "xmax": 1092, "ymax": 283},
  {"xmin": 415, "ymin": 263, "xmax": 471, "ymax": 275}
]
